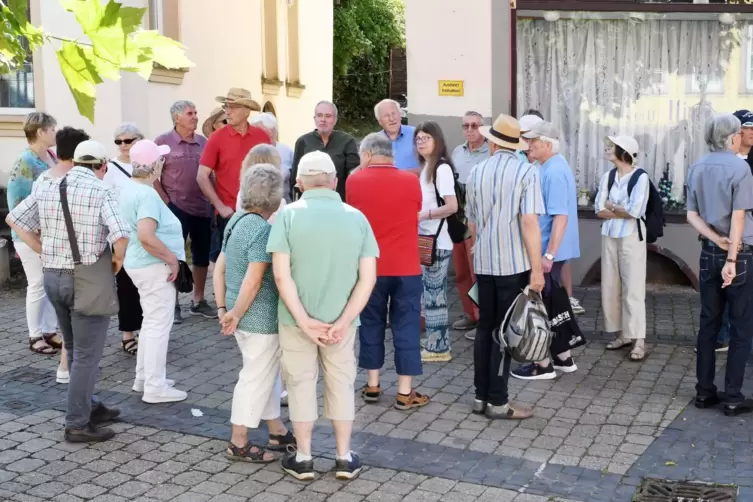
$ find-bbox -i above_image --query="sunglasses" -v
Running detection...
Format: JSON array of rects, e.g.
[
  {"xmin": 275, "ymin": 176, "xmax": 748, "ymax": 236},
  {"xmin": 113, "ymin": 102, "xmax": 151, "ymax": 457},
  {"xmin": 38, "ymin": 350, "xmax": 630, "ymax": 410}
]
[
  {"xmin": 742, "ymin": 122, "xmax": 753, "ymax": 128},
  {"xmin": 114, "ymin": 138, "xmax": 138, "ymax": 146},
  {"xmin": 462, "ymin": 123, "xmax": 480, "ymax": 131}
]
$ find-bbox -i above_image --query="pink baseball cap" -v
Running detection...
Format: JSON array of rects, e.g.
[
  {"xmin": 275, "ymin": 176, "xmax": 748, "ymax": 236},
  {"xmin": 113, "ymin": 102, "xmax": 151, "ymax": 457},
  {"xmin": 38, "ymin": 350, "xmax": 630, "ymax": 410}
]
[{"xmin": 130, "ymin": 139, "xmax": 170, "ymax": 165}]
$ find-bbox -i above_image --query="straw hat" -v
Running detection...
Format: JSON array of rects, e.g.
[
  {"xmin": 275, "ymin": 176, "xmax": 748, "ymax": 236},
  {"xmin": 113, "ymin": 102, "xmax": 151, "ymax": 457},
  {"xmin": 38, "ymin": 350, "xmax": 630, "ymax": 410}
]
[
  {"xmin": 215, "ymin": 87, "xmax": 261, "ymax": 111},
  {"xmin": 480, "ymin": 114, "xmax": 527, "ymax": 150},
  {"xmin": 202, "ymin": 107, "xmax": 226, "ymax": 138}
]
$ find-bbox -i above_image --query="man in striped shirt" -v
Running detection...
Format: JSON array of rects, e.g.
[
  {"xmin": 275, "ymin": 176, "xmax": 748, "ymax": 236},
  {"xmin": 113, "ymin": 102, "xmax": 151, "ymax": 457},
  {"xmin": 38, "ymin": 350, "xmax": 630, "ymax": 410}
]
[{"xmin": 465, "ymin": 114, "xmax": 545, "ymax": 421}]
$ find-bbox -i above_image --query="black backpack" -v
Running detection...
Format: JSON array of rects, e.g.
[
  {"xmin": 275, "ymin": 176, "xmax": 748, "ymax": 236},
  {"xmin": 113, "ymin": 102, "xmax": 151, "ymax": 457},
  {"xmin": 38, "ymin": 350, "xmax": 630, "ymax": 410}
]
[
  {"xmin": 433, "ymin": 161, "xmax": 468, "ymax": 244},
  {"xmin": 607, "ymin": 168, "xmax": 664, "ymax": 244}
]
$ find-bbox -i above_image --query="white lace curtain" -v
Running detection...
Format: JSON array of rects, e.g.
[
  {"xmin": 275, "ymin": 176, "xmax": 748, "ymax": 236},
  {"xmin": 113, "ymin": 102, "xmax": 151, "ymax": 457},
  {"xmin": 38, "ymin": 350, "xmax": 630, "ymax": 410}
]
[{"xmin": 517, "ymin": 18, "xmax": 744, "ymax": 197}]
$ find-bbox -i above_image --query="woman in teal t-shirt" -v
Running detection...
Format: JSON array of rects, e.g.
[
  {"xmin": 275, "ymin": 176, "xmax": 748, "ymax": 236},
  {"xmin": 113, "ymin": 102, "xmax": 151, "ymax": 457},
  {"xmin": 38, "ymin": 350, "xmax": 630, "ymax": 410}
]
[
  {"xmin": 119, "ymin": 140, "xmax": 187, "ymax": 405},
  {"xmin": 213, "ymin": 163, "xmax": 295, "ymax": 463}
]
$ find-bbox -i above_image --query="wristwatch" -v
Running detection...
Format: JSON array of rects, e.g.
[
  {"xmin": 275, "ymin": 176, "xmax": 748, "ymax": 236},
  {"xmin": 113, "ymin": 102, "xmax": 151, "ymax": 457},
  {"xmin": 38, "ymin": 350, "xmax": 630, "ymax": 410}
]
[{"xmin": 544, "ymin": 253, "xmax": 555, "ymax": 261}]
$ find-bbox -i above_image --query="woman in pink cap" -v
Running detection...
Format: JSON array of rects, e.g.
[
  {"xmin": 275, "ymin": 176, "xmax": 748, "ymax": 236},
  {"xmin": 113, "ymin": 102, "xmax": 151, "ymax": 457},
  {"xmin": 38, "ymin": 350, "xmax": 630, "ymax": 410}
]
[{"xmin": 119, "ymin": 140, "xmax": 189, "ymax": 404}]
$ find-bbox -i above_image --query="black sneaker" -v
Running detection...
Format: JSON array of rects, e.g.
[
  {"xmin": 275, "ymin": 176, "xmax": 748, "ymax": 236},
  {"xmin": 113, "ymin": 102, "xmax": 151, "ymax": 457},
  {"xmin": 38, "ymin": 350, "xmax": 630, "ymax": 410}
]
[
  {"xmin": 64, "ymin": 423, "xmax": 115, "ymax": 443},
  {"xmin": 90, "ymin": 403, "xmax": 120, "ymax": 424},
  {"xmin": 281, "ymin": 452, "xmax": 315, "ymax": 481},
  {"xmin": 190, "ymin": 300, "xmax": 218, "ymax": 319},
  {"xmin": 552, "ymin": 356, "xmax": 578, "ymax": 374},
  {"xmin": 335, "ymin": 452, "xmax": 363, "ymax": 480},
  {"xmin": 511, "ymin": 362, "xmax": 556, "ymax": 381}
]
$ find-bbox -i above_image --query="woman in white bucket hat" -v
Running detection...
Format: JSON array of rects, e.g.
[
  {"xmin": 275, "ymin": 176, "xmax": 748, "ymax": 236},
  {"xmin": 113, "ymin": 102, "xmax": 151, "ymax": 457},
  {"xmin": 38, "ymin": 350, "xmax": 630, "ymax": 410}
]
[{"xmin": 594, "ymin": 135, "xmax": 649, "ymax": 361}]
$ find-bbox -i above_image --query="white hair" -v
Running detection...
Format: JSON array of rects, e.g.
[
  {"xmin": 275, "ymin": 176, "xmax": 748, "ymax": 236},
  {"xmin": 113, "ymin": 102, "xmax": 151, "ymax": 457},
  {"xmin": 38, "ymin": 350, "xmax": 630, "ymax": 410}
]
[
  {"xmin": 539, "ymin": 136, "xmax": 560, "ymax": 154},
  {"xmin": 298, "ymin": 172, "xmax": 335, "ymax": 190},
  {"xmin": 359, "ymin": 132, "xmax": 394, "ymax": 158},
  {"xmin": 314, "ymin": 100, "xmax": 338, "ymax": 119},
  {"xmin": 113, "ymin": 123, "xmax": 143, "ymax": 140},
  {"xmin": 169, "ymin": 100, "xmax": 196, "ymax": 125},
  {"xmin": 250, "ymin": 112, "xmax": 278, "ymax": 139},
  {"xmin": 131, "ymin": 158, "xmax": 162, "ymax": 179},
  {"xmin": 706, "ymin": 113, "xmax": 741, "ymax": 152},
  {"xmin": 374, "ymin": 99, "xmax": 401, "ymax": 120},
  {"xmin": 239, "ymin": 163, "xmax": 283, "ymax": 213}
]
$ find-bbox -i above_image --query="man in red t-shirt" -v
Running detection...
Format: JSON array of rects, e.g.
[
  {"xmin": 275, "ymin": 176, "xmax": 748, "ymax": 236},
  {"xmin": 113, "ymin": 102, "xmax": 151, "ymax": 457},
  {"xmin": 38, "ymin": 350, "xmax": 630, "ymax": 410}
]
[
  {"xmin": 197, "ymin": 88, "xmax": 271, "ymax": 262},
  {"xmin": 346, "ymin": 132, "xmax": 430, "ymax": 411}
]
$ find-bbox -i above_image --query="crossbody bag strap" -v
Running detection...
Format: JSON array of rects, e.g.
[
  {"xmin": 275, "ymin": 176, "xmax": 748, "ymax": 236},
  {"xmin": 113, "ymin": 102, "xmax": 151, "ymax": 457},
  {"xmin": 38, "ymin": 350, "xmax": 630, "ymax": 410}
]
[
  {"xmin": 58, "ymin": 177, "xmax": 83, "ymax": 265},
  {"xmin": 110, "ymin": 161, "xmax": 131, "ymax": 178},
  {"xmin": 222, "ymin": 212, "xmax": 264, "ymax": 248},
  {"xmin": 432, "ymin": 173, "xmax": 446, "ymax": 238}
]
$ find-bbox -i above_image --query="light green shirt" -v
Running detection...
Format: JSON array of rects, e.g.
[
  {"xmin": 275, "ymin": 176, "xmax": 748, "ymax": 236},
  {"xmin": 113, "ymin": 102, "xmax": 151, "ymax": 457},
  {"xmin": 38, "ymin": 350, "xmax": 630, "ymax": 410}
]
[{"xmin": 266, "ymin": 188, "xmax": 379, "ymax": 326}]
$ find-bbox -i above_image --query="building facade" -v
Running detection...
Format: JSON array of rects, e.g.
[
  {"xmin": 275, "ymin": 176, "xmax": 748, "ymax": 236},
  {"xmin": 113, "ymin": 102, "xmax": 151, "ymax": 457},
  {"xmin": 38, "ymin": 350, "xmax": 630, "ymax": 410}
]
[{"xmin": 0, "ymin": 0, "xmax": 333, "ymax": 187}]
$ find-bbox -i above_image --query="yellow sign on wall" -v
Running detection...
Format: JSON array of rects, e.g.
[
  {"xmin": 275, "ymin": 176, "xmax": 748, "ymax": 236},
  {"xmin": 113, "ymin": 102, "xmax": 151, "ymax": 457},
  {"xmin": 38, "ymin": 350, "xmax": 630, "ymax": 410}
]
[{"xmin": 438, "ymin": 80, "xmax": 464, "ymax": 97}]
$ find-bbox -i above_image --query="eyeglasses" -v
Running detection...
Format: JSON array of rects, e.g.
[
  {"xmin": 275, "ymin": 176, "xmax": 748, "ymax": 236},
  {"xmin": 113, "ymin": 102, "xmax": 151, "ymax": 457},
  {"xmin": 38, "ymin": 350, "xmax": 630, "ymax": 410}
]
[
  {"xmin": 462, "ymin": 123, "xmax": 480, "ymax": 131},
  {"xmin": 415, "ymin": 136, "xmax": 433, "ymax": 144},
  {"xmin": 114, "ymin": 138, "xmax": 137, "ymax": 146}
]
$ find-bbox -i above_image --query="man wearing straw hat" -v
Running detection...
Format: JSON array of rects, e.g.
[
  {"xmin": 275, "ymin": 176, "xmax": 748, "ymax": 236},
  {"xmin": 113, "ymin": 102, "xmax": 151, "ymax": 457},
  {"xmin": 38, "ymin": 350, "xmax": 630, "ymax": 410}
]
[
  {"xmin": 465, "ymin": 114, "xmax": 545, "ymax": 421},
  {"xmin": 197, "ymin": 88, "xmax": 272, "ymax": 265}
]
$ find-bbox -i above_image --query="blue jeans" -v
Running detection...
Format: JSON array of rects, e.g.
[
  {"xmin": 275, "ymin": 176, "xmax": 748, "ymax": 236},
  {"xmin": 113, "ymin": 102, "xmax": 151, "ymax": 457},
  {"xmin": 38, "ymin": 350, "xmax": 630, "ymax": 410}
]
[
  {"xmin": 718, "ymin": 305, "xmax": 732, "ymax": 344},
  {"xmin": 359, "ymin": 275, "xmax": 422, "ymax": 375},
  {"xmin": 422, "ymin": 249, "xmax": 452, "ymax": 354},
  {"xmin": 697, "ymin": 242, "xmax": 753, "ymax": 403}
]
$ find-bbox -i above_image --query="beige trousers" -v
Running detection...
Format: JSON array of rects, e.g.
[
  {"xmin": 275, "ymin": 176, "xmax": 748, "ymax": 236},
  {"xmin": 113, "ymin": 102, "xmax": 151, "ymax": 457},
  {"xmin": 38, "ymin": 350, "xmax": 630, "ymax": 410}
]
[
  {"xmin": 601, "ymin": 231, "xmax": 646, "ymax": 339},
  {"xmin": 230, "ymin": 330, "xmax": 281, "ymax": 428},
  {"xmin": 279, "ymin": 324, "xmax": 357, "ymax": 422}
]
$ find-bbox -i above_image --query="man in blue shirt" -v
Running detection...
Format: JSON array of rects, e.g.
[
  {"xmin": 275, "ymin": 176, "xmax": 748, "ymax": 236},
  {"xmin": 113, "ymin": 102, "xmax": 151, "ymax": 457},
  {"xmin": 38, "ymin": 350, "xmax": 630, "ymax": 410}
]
[
  {"xmin": 375, "ymin": 99, "xmax": 419, "ymax": 173},
  {"xmin": 512, "ymin": 121, "xmax": 581, "ymax": 381}
]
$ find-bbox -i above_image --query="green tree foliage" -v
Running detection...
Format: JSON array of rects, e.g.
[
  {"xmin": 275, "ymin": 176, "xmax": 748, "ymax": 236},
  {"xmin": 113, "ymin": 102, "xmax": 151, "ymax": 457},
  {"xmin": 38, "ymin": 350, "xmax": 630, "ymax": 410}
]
[
  {"xmin": 0, "ymin": 0, "xmax": 192, "ymax": 123},
  {"xmin": 333, "ymin": 0, "xmax": 404, "ymax": 123}
]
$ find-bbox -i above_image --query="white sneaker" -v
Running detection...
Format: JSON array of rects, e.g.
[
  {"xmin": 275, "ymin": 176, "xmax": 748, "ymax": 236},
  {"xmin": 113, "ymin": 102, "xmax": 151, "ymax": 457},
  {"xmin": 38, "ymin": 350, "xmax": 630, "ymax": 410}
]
[
  {"xmin": 569, "ymin": 297, "xmax": 586, "ymax": 315},
  {"xmin": 133, "ymin": 378, "xmax": 175, "ymax": 393},
  {"xmin": 142, "ymin": 386, "xmax": 187, "ymax": 404},
  {"xmin": 56, "ymin": 368, "xmax": 70, "ymax": 384}
]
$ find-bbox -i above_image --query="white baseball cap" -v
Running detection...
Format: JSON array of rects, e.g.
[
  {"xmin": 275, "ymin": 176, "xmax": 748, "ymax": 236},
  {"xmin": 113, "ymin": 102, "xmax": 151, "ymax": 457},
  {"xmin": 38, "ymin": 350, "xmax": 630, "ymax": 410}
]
[
  {"xmin": 519, "ymin": 114, "xmax": 544, "ymax": 133},
  {"xmin": 298, "ymin": 151, "xmax": 336, "ymax": 176},
  {"xmin": 73, "ymin": 140, "xmax": 109, "ymax": 164},
  {"xmin": 522, "ymin": 121, "xmax": 560, "ymax": 140},
  {"xmin": 606, "ymin": 135, "xmax": 640, "ymax": 158}
]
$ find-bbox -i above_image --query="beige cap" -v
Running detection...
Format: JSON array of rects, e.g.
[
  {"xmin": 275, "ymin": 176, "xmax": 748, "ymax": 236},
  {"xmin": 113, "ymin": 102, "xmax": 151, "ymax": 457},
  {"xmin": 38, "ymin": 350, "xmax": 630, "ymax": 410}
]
[
  {"xmin": 298, "ymin": 151, "xmax": 336, "ymax": 176},
  {"xmin": 606, "ymin": 135, "xmax": 639, "ymax": 157},
  {"xmin": 73, "ymin": 140, "xmax": 108, "ymax": 164},
  {"xmin": 522, "ymin": 121, "xmax": 560, "ymax": 140}
]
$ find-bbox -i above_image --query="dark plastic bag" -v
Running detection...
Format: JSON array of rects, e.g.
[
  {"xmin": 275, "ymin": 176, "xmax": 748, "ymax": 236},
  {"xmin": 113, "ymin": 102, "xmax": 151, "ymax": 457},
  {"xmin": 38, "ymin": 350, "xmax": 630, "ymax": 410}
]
[{"xmin": 546, "ymin": 279, "xmax": 587, "ymax": 354}]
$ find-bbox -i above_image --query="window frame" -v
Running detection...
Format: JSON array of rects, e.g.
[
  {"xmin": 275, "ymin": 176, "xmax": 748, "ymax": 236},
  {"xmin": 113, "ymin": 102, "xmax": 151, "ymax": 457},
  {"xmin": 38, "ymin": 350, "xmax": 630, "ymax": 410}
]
[
  {"xmin": 0, "ymin": 0, "xmax": 36, "ymax": 114},
  {"xmin": 746, "ymin": 24, "xmax": 753, "ymax": 92}
]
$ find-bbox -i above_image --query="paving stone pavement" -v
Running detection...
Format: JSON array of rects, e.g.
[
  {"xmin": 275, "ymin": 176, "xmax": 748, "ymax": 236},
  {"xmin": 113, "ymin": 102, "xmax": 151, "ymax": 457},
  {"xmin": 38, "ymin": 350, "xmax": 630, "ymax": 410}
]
[{"xmin": 0, "ymin": 282, "xmax": 750, "ymax": 501}]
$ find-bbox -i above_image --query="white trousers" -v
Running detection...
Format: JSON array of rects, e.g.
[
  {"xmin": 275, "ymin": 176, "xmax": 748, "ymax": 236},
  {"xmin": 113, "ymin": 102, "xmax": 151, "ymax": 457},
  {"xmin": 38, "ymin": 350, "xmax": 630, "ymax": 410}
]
[
  {"xmin": 601, "ymin": 231, "xmax": 647, "ymax": 340},
  {"xmin": 231, "ymin": 330, "xmax": 281, "ymax": 428},
  {"xmin": 127, "ymin": 263, "xmax": 176, "ymax": 395},
  {"xmin": 15, "ymin": 241, "xmax": 58, "ymax": 338}
]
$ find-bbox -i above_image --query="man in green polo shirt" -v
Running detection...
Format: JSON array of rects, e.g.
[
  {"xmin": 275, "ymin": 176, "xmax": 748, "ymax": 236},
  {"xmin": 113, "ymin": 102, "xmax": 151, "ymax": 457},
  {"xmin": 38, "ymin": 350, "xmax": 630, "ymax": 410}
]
[{"xmin": 267, "ymin": 151, "xmax": 379, "ymax": 482}]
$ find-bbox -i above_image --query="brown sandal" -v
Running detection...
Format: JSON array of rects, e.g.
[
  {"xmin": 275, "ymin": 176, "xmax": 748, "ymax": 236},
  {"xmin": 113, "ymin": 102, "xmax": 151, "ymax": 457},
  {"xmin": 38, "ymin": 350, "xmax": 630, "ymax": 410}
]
[
  {"xmin": 361, "ymin": 385, "xmax": 383, "ymax": 403},
  {"xmin": 122, "ymin": 338, "xmax": 138, "ymax": 356},
  {"xmin": 226, "ymin": 442, "xmax": 276, "ymax": 463},
  {"xmin": 30, "ymin": 336, "xmax": 58, "ymax": 355},
  {"xmin": 43, "ymin": 333, "xmax": 63, "ymax": 350},
  {"xmin": 394, "ymin": 390, "xmax": 430, "ymax": 411}
]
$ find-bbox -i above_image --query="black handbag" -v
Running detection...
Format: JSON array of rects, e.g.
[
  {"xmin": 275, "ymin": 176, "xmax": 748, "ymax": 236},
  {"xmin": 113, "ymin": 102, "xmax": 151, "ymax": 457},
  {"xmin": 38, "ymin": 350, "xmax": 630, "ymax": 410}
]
[{"xmin": 175, "ymin": 260, "xmax": 193, "ymax": 293}]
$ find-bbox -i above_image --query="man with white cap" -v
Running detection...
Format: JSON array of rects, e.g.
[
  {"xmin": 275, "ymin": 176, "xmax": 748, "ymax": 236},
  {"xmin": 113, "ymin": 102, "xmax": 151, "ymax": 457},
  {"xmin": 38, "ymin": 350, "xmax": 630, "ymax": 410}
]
[
  {"xmin": 512, "ymin": 121, "xmax": 581, "ymax": 380},
  {"xmin": 267, "ymin": 151, "xmax": 379, "ymax": 480},
  {"xmin": 465, "ymin": 114, "xmax": 545, "ymax": 420},
  {"xmin": 7, "ymin": 140, "xmax": 129, "ymax": 443}
]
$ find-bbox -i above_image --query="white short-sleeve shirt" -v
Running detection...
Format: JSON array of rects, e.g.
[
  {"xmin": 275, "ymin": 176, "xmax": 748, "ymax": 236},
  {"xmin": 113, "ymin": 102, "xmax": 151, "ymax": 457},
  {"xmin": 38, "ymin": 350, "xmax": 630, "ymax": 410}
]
[
  {"xmin": 419, "ymin": 162, "xmax": 455, "ymax": 251},
  {"xmin": 103, "ymin": 161, "xmax": 133, "ymax": 199}
]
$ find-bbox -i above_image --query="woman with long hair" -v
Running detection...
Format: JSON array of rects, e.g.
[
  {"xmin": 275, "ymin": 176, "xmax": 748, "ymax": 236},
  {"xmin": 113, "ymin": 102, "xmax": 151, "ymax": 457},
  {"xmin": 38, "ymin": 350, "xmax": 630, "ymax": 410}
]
[{"xmin": 415, "ymin": 122, "xmax": 458, "ymax": 363}]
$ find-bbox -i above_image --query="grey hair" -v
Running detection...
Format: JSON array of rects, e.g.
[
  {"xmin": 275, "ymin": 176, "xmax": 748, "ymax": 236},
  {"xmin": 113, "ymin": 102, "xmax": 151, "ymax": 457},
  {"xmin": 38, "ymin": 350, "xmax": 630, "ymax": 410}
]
[
  {"xmin": 464, "ymin": 111, "xmax": 484, "ymax": 122},
  {"xmin": 239, "ymin": 163, "xmax": 283, "ymax": 213},
  {"xmin": 359, "ymin": 132, "xmax": 394, "ymax": 158},
  {"xmin": 374, "ymin": 99, "xmax": 401, "ymax": 120},
  {"xmin": 113, "ymin": 122, "xmax": 144, "ymax": 140},
  {"xmin": 131, "ymin": 158, "xmax": 163, "ymax": 179},
  {"xmin": 299, "ymin": 172, "xmax": 336, "ymax": 190},
  {"xmin": 315, "ymin": 100, "xmax": 338, "ymax": 120},
  {"xmin": 705, "ymin": 113, "xmax": 741, "ymax": 152},
  {"xmin": 169, "ymin": 100, "xmax": 196, "ymax": 125},
  {"xmin": 538, "ymin": 136, "xmax": 561, "ymax": 154},
  {"xmin": 250, "ymin": 112, "xmax": 278, "ymax": 139}
]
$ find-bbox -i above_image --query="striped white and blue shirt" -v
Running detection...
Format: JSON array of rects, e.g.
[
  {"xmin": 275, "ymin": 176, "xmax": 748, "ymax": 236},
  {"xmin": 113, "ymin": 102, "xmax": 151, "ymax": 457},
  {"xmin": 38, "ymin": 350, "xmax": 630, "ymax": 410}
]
[
  {"xmin": 594, "ymin": 168, "xmax": 650, "ymax": 238},
  {"xmin": 466, "ymin": 150, "xmax": 545, "ymax": 277}
]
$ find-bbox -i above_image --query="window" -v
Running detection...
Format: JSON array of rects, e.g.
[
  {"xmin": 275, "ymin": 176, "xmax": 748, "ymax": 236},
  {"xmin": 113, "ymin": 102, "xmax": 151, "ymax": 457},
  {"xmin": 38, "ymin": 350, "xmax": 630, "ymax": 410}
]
[
  {"xmin": 262, "ymin": 0, "xmax": 280, "ymax": 82},
  {"xmin": 747, "ymin": 25, "xmax": 753, "ymax": 92},
  {"xmin": 286, "ymin": 0, "xmax": 301, "ymax": 85},
  {"xmin": 0, "ymin": 1, "xmax": 34, "ymax": 111},
  {"xmin": 148, "ymin": 0, "xmax": 180, "ymax": 40},
  {"xmin": 686, "ymin": 73, "xmax": 724, "ymax": 94}
]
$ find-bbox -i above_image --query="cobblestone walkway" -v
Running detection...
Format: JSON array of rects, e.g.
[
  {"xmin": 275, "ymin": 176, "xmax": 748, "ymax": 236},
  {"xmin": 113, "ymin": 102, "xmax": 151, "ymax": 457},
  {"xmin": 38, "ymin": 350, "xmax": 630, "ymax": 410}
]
[{"xmin": 0, "ymin": 283, "xmax": 750, "ymax": 501}]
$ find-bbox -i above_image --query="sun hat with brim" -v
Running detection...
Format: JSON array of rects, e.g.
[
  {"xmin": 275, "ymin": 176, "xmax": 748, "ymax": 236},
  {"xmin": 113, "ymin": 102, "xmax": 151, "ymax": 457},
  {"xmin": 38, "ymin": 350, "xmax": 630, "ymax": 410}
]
[
  {"xmin": 73, "ymin": 140, "xmax": 108, "ymax": 164},
  {"xmin": 480, "ymin": 114, "xmax": 527, "ymax": 151},
  {"xmin": 522, "ymin": 121, "xmax": 560, "ymax": 140},
  {"xmin": 130, "ymin": 140, "xmax": 170, "ymax": 166},
  {"xmin": 519, "ymin": 115, "xmax": 544, "ymax": 133},
  {"xmin": 734, "ymin": 109, "xmax": 753, "ymax": 128},
  {"xmin": 216, "ymin": 87, "xmax": 261, "ymax": 112},
  {"xmin": 202, "ymin": 107, "xmax": 226, "ymax": 138},
  {"xmin": 606, "ymin": 135, "xmax": 639, "ymax": 158}
]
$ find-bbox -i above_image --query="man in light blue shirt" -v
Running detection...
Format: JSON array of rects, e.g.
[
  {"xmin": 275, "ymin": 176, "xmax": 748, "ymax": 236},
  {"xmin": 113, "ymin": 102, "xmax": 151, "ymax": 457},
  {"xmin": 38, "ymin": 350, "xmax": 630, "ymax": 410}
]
[
  {"xmin": 512, "ymin": 121, "xmax": 581, "ymax": 381},
  {"xmin": 375, "ymin": 99, "xmax": 419, "ymax": 172}
]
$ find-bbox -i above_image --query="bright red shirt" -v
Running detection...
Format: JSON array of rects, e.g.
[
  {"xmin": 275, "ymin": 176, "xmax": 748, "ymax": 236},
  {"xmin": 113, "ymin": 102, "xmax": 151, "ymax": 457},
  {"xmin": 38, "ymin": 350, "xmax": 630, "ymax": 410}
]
[
  {"xmin": 346, "ymin": 165, "xmax": 422, "ymax": 277},
  {"xmin": 199, "ymin": 123, "xmax": 271, "ymax": 209}
]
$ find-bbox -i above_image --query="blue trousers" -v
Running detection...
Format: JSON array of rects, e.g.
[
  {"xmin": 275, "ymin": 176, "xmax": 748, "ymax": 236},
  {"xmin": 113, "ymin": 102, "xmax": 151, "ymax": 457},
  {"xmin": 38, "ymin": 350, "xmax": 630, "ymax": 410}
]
[
  {"xmin": 719, "ymin": 305, "xmax": 732, "ymax": 344},
  {"xmin": 359, "ymin": 275, "xmax": 423, "ymax": 376}
]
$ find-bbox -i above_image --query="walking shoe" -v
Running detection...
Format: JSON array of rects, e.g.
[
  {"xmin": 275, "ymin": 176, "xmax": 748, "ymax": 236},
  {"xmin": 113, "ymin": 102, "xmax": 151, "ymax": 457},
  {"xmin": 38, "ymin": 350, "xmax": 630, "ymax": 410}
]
[
  {"xmin": 569, "ymin": 297, "xmax": 585, "ymax": 315},
  {"xmin": 56, "ymin": 367, "xmax": 70, "ymax": 384},
  {"xmin": 485, "ymin": 403, "xmax": 533, "ymax": 420},
  {"xmin": 472, "ymin": 399, "xmax": 486, "ymax": 415},
  {"xmin": 281, "ymin": 452, "xmax": 315, "ymax": 481},
  {"xmin": 132, "ymin": 378, "xmax": 175, "ymax": 393},
  {"xmin": 452, "ymin": 315, "xmax": 478, "ymax": 330},
  {"xmin": 173, "ymin": 305, "xmax": 183, "ymax": 325},
  {"xmin": 552, "ymin": 355, "xmax": 577, "ymax": 373},
  {"xmin": 694, "ymin": 392, "xmax": 724, "ymax": 409},
  {"xmin": 394, "ymin": 390, "xmax": 430, "ymax": 411},
  {"xmin": 90, "ymin": 403, "xmax": 120, "ymax": 424},
  {"xmin": 190, "ymin": 300, "xmax": 218, "ymax": 319},
  {"xmin": 142, "ymin": 386, "xmax": 187, "ymax": 404},
  {"xmin": 64, "ymin": 423, "xmax": 115, "ymax": 443},
  {"xmin": 335, "ymin": 452, "xmax": 363, "ymax": 480},
  {"xmin": 511, "ymin": 362, "xmax": 557, "ymax": 380},
  {"xmin": 361, "ymin": 385, "xmax": 383, "ymax": 403},
  {"xmin": 694, "ymin": 343, "xmax": 729, "ymax": 353},
  {"xmin": 464, "ymin": 329, "xmax": 477, "ymax": 341},
  {"xmin": 724, "ymin": 399, "xmax": 753, "ymax": 417},
  {"xmin": 421, "ymin": 350, "xmax": 452, "ymax": 363}
]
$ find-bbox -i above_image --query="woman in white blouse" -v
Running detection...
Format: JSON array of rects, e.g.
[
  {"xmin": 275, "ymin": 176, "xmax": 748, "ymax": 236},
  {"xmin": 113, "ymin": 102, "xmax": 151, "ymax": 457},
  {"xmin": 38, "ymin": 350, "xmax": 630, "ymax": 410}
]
[
  {"xmin": 594, "ymin": 135, "xmax": 650, "ymax": 361},
  {"xmin": 415, "ymin": 122, "xmax": 458, "ymax": 363}
]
